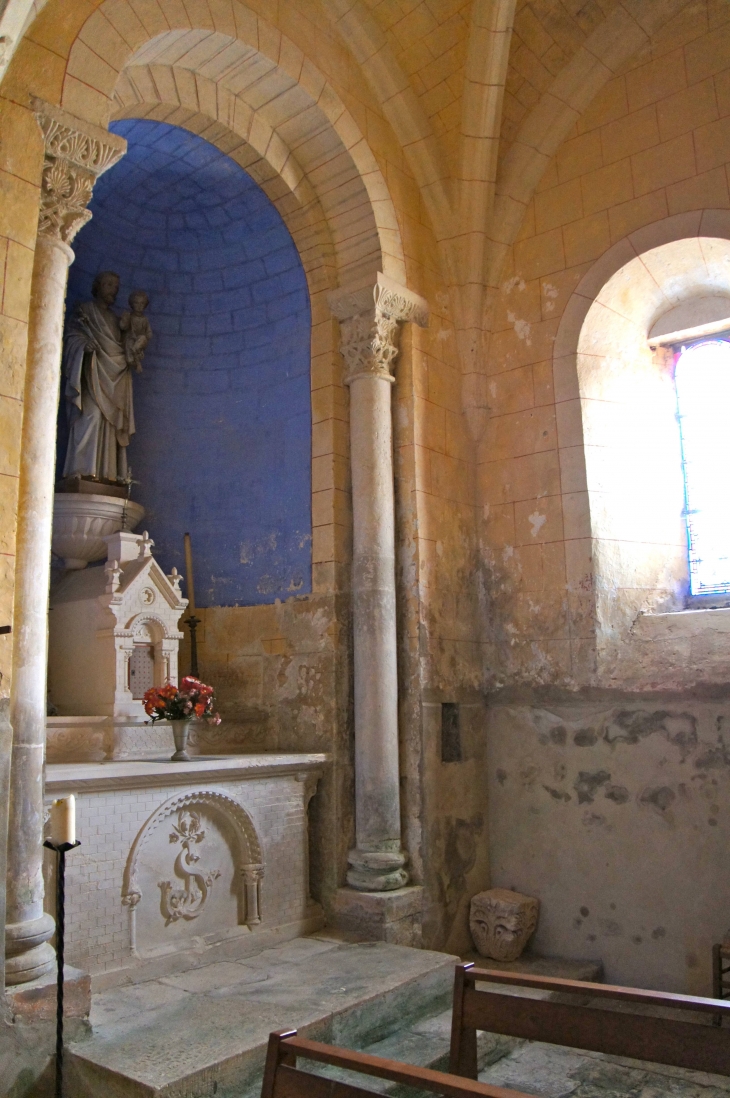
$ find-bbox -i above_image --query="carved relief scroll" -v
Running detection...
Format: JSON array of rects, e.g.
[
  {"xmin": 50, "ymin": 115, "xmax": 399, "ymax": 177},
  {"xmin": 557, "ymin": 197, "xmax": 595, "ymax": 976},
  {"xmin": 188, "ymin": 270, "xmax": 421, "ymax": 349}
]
[{"xmin": 122, "ymin": 791, "xmax": 264, "ymax": 954}]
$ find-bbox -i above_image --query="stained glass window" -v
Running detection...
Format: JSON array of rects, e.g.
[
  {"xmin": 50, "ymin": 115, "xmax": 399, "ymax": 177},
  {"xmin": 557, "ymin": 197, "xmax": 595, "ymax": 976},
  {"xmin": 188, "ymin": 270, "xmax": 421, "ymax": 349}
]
[{"xmin": 675, "ymin": 339, "xmax": 730, "ymax": 596}]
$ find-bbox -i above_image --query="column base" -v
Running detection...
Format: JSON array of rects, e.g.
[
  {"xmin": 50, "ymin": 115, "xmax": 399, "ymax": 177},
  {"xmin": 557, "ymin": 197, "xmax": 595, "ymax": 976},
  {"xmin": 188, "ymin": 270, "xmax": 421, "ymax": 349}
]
[
  {"xmin": 333, "ymin": 885, "xmax": 423, "ymax": 947},
  {"xmin": 5, "ymin": 912, "xmax": 56, "ymax": 985},
  {"xmin": 346, "ymin": 848, "xmax": 408, "ymax": 891},
  {"xmin": 5, "ymin": 963, "xmax": 91, "ymax": 1024}
]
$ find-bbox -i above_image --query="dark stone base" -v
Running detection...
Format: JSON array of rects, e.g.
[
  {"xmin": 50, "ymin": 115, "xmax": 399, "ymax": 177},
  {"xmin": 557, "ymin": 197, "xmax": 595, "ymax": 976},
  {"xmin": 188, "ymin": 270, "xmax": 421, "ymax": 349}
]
[
  {"xmin": 5, "ymin": 964, "xmax": 91, "ymax": 1024},
  {"xmin": 56, "ymin": 475, "xmax": 128, "ymax": 498},
  {"xmin": 333, "ymin": 885, "xmax": 424, "ymax": 947}
]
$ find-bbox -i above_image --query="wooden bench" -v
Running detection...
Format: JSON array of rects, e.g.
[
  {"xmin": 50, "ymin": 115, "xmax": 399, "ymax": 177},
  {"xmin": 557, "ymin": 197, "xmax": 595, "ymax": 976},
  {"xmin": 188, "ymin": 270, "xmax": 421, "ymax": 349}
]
[
  {"xmin": 261, "ymin": 1028, "xmax": 538, "ymax": 1098},
  {"xmin": 449, "ymin": 962, "xmax": 730, "ymax": 1079}
]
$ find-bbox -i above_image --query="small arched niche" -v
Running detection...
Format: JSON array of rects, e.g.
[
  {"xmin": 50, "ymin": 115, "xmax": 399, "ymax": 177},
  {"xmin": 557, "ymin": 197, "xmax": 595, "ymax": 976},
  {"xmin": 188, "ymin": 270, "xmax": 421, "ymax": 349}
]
[{"xmin": 570, "ymin": 235, "xmax": 730, "ymax": 679}]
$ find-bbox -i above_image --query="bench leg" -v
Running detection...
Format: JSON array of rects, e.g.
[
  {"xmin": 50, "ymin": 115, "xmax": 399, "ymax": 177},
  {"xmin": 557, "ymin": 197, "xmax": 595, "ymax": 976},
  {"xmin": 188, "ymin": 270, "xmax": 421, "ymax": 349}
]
[
  {"xmin": 450, "ymin": 964, "xmax": 479, "ymax": 1079},
  {"xmin": 713, "ymin": 944, "xmax": 723, "ymax": 1027}
]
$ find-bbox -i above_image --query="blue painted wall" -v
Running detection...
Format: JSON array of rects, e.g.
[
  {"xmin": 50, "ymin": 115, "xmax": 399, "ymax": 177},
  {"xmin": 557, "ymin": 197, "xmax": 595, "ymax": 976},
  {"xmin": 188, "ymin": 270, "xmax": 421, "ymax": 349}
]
[{"xmin": 63, "ymin": 120, "xmax": 312, "ymax": 606}]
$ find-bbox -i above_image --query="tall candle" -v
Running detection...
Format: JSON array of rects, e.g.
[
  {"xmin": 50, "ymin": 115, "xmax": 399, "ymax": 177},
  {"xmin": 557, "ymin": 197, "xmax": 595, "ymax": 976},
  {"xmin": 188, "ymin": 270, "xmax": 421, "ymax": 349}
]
[
  {"xmin": 50, "ymin": 795, "xmax": 76, "ymax": 846},
  {"xmin": 184, "ymin": 532, "xmax": 196, "ymax": 615}
]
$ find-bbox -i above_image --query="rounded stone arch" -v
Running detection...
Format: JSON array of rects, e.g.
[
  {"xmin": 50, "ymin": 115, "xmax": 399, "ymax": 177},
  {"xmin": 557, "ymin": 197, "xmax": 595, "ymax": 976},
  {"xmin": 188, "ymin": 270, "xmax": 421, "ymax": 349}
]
[
  {"xmin": 552, "ymin": 210, "xmax": 730, "ymax": 683},
  {"xmin": 122, "ymin": 789, "xmax": 264, "ymax": 939},
  {"xmin": 109, "ymin": 76, "xmax": 337, "ymax": 305},
  {"xmin": 61, "ymin": 3, "xmax": 406, "ymax": 289},
  {"xmin": 126, "ymin": 612, "xmax": 175, "ymax": 641}
]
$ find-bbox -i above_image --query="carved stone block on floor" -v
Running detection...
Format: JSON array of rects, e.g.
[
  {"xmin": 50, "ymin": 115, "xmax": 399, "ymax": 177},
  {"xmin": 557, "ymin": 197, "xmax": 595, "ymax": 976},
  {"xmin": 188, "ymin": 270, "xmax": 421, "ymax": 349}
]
[{"xmin": 333, "ymin": 886, "xmax": 424, "ymax": 947}]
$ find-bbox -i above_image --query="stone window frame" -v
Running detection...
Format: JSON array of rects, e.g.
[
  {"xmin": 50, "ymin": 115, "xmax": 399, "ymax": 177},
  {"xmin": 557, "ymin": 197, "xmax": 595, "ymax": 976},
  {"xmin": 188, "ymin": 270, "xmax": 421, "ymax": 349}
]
[{"xmin": 553, "ymin": 209, "xmax": 730, "ymax": 688}]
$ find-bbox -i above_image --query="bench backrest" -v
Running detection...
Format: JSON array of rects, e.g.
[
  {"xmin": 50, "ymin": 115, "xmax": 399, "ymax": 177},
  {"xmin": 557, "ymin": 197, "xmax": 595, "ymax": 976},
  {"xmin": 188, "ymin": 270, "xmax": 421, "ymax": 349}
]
[
  {"xmin": 261, "ymin": 1029, "xmax": 538, "ymax": 1098},
  {"xmin": 449, "ymin": 962, "xmax": 730, "ymax": 1079}
]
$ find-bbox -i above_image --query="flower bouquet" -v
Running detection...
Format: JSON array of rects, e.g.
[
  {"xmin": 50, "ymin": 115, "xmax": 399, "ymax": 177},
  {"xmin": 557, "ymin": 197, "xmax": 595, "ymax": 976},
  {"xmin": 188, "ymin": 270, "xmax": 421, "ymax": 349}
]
[{"xmin": 143, "ymin": 677, "xmax": 220, "ymax": 761}]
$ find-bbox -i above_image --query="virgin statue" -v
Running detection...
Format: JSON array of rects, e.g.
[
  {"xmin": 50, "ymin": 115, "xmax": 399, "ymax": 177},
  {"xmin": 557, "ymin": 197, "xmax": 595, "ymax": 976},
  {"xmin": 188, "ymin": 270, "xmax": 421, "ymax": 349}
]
[{"xmin": 62, "ymin": 271, "xmax": 151, "ymax": 484}]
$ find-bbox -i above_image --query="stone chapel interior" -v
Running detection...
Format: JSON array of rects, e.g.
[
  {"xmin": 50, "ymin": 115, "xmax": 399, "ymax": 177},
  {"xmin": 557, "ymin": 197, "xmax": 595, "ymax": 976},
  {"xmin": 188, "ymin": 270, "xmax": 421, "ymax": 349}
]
[{"xmin": 4, "ymin": 0, "xmax": 730, "ymax": 1093}]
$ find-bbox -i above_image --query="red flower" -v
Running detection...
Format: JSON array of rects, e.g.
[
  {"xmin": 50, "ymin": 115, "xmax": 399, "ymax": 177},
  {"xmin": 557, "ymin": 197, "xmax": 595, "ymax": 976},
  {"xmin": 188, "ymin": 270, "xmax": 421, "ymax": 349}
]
[{"xmin": 144, "ymin": 677, "xmax": 219, "ymax": 725}]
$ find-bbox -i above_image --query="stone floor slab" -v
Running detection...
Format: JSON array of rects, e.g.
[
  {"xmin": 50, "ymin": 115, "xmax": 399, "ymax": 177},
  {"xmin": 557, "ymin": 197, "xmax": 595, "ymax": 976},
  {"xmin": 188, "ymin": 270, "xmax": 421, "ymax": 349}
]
[{"xmin": 66, "ymin": 935, "xmax": 458, "ymax": 1098}]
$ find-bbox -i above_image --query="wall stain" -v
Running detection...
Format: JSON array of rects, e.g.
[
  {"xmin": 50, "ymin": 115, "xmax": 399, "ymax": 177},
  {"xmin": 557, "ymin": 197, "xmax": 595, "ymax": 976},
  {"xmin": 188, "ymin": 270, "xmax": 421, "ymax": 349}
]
[
  {"xmin": 582, "ymin": 811, "xmax": 609, "ymax": 829},
  {"xmin": 604, "ymin": 710, "xmax": 697, "ymax": 761},
  {"xmin": 543, "ymin": 784, "xmax": 571, "ymax": 802},
  {"xmin": 604, "ymin": 784, "xmax": 629, "ymax": 804},
  {"xmin": 435, "ymin": 814, "xmax": 484, "ymax": 942},
  {"xmin": 574, "ymin": 727, "xmax": 598, "ymax": 746},
  {"xmin": 639, "ymin": 785, "xmax": 676, "ymax": 815},
  {"xmin": 574, "ymin": 770, "xmax": 611, "ymax": 804}
]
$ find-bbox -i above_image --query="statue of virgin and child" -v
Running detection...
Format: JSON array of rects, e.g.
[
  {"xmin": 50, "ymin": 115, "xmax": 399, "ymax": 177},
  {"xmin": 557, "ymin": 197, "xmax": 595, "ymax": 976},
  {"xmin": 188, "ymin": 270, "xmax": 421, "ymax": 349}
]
[{"xmin": 61, "ymin": 270, "xmax": 152, "ymax": 485}]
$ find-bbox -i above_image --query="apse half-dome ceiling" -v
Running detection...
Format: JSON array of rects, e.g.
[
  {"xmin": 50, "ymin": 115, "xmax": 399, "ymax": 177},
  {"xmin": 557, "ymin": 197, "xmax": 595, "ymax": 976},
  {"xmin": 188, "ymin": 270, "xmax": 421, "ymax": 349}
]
[{"xmin": 63, "ymin": 119, "xmax": 312, "ymax": 607}]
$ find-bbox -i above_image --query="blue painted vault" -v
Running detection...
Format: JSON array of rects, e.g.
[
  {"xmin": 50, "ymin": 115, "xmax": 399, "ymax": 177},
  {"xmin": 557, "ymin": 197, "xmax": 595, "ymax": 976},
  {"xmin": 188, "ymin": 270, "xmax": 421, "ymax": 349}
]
[{"xmin": 63, "ymin": 119, "xmax": 312, "ymax": 607}]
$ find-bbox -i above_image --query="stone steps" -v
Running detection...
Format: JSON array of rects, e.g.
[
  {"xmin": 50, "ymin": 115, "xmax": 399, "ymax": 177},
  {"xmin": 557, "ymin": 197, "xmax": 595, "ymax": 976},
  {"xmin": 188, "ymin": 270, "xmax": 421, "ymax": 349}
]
[{"xmin": 65, "ymin": 936, "xmax": 459, "ymax": 1098}]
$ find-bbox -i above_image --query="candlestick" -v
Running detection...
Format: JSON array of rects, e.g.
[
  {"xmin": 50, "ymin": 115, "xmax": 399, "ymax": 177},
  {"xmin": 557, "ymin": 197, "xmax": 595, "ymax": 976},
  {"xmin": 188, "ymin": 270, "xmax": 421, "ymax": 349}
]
[
  {"xmin": 183, "ymin": 532, "xmax": 196, "ymax": 615},
  {"xmin": 43, "ymin": 836, "xmax": 81, "ymax": 1098},
  {"xmin": 49, "ymin": 795, "xmax": 75, "ymax": 846}
]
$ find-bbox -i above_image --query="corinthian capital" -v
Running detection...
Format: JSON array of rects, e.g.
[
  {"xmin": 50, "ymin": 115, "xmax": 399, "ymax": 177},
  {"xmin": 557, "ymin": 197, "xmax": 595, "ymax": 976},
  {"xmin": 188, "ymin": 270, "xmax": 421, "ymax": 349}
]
[
  {"xmin": 31, "ymin": 98, "xmax": 127, "ymax": 244},
  {"xmin": 329, "ymin": 273, "xmax": 429, "ymax": 385}
]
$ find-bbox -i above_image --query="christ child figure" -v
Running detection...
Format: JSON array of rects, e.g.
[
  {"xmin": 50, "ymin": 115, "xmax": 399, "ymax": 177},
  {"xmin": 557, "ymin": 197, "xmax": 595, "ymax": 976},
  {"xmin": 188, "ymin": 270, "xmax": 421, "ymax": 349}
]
[{"xmin": 119, "ymin": 290, "xmax": 152, "ymax": 372}]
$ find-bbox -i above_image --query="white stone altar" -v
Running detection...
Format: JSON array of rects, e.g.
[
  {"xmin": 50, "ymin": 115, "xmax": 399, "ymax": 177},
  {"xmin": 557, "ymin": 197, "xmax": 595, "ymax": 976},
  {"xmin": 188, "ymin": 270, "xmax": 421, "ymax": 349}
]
[{"xmin": 44, "ymin": 754, "xmax": 327, "ymax": 977}]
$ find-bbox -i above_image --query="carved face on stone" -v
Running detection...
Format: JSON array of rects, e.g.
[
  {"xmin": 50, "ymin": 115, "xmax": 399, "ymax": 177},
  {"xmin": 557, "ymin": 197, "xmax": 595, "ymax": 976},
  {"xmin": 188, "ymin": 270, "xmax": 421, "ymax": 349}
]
[{"xmin": 469, "ymin": 888, "xmax": 539, "ymax": 962}]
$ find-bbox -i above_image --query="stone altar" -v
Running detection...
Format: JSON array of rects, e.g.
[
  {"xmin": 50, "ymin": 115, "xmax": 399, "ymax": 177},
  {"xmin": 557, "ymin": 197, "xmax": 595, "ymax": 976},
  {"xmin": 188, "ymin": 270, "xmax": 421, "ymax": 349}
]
[{"xmin": 44, "ymin": 755, "xmax": 326, "ymax": 976}]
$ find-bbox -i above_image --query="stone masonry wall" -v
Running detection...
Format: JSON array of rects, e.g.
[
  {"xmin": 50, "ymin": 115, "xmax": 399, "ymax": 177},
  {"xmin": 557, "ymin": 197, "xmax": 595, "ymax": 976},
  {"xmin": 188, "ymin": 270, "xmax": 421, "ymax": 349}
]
[{"xmin": 480, "ymin": 0, "xmax": 730, "ymax": 691}]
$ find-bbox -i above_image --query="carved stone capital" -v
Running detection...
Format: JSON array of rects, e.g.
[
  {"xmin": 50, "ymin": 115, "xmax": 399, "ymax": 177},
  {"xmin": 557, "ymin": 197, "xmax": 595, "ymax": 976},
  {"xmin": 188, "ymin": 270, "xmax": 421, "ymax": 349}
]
[
  {"xmin": 31, "ymin": 98, "xmax": 127, "ymax": 244},
  {"xmin": 329, "ymin": 273, "xmax": 429, "ymax": 385}
]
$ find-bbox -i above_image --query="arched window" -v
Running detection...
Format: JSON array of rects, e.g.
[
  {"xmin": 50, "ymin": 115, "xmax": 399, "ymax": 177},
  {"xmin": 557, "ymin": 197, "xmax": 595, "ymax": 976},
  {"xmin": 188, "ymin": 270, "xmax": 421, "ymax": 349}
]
[{"xmin": 674, "ymin": 338, "xmax": 730, "ymax": 597}]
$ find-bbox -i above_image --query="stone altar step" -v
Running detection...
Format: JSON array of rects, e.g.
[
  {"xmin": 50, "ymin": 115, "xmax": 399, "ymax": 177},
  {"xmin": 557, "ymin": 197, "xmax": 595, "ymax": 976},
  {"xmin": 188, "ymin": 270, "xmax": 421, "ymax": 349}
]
[
  {"xmin": 277, "ymin": 952, "xmax": 603, "ymax": 1098},
  {"xmin": 66, "ymin": 935, "xmax": 459, "ymax": 1098}
]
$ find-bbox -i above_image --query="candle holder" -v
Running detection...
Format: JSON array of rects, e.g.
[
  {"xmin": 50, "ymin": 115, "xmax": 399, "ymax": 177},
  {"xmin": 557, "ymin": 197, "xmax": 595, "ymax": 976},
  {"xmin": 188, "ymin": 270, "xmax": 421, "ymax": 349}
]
[
  {"xmin": 184, "ymin": 613, "xmax": 201, "ymax": 676},
  {"xmin": 43, "ymin": 839, "xmax": 81, "ymax": 1098}
]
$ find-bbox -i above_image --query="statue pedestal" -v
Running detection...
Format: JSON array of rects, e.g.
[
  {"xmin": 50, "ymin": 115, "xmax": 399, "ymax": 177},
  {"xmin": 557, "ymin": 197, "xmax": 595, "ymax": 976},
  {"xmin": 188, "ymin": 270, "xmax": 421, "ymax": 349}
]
[{"xmin": 52, "ymin": 492, "xmax": 144, "ymax": 569}]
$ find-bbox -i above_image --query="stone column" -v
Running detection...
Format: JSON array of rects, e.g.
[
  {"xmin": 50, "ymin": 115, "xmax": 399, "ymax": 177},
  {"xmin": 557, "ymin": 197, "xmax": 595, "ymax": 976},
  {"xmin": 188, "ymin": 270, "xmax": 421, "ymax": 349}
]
[
  {"xmin": 329, "ymin": 274, "xmax": 428, "ymax": 894},
  {"xmin": 5, "ymin": 101, "xmax": 125, "ymax": 985}
]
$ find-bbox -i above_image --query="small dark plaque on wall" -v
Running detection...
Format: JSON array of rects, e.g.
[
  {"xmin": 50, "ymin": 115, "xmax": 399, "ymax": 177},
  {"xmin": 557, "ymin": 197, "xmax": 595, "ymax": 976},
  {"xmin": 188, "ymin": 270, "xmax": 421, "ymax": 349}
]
[{"xmin": 441, "ymin": 702, "xmax": 462, "ymax": 763}]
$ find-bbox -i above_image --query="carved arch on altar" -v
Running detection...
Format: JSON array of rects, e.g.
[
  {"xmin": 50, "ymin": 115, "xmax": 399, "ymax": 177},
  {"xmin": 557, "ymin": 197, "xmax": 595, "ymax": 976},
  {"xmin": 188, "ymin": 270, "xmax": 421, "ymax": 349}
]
[{"xmin": 122, "ymin": 790, "xmax": 264, "ymax": 952}]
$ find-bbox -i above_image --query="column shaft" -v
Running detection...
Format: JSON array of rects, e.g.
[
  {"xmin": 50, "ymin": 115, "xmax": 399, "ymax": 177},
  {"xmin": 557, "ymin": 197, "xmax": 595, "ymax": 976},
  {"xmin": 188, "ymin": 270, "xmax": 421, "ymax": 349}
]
[
  {"xmin": 4, "ymin": 99, "xmax": 125, "ymax": 984},
  {"xmin": 349, "ymin": 374, "xmax": 401, "ymax": 852},
  {"xmin": 329, "ymin": 274, "xmax": 428, "ymax": 893},
  {"xmin": 5, "ymin": 236, "xmax": 73, "ymax": 983}
]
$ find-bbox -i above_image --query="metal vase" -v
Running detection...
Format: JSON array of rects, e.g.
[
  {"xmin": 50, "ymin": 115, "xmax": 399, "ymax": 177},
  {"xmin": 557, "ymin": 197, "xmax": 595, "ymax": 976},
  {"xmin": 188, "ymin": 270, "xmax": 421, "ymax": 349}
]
[{"xmin": 169, "ymin": 719, "xmax": 191, "ymax": 762}]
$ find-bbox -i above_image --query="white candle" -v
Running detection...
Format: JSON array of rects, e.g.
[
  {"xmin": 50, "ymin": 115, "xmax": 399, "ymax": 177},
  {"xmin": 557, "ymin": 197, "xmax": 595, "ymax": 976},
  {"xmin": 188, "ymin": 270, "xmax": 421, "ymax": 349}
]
[{"xmin": 50, "ymin": 795, "xmax": 76, "ymax": 846}]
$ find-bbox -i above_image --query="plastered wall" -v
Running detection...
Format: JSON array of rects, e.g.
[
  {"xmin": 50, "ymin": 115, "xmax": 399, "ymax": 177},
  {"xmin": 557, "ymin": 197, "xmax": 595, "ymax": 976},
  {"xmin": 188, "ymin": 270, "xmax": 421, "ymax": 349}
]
[
  {"xmin": 480, "ymin": 0, "xmax": 730, "ymax": 990},
  {"xmin": 488, "ymin": 698, "xmax": 730, "ymax": 993}
]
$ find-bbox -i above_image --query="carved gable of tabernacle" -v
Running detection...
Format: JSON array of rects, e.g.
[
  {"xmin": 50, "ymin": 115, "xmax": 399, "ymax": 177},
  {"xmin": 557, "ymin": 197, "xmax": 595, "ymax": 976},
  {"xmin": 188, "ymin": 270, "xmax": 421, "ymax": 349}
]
[{"xmin": 48, "ymin": 530, "xmax": 187, "ymax": 720}]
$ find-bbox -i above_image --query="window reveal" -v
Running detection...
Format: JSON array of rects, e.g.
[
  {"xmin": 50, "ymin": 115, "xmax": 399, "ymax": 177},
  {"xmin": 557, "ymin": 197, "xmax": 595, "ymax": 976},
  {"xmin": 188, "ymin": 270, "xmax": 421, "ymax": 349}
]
[{"xmin": 675, "ymin": 339, "xmax": 730, "ymax": 596}]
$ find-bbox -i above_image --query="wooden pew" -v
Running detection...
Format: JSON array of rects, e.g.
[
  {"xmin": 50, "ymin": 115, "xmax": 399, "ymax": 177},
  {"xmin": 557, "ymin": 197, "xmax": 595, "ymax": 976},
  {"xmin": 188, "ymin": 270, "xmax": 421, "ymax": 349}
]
[
  {"xmin": 261, "ymin": 1028, "xmax": 538, "ymax": 1098},
  {"xmin": 449, "ymin": 962, "xmax": 730, "ymax": 1079}
]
